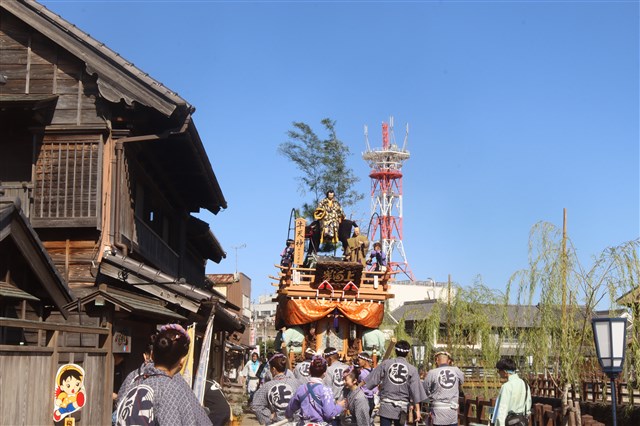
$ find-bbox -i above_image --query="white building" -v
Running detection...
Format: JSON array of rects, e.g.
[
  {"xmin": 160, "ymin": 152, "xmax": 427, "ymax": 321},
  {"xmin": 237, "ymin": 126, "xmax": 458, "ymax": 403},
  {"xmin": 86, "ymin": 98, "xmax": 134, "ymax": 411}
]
[
  {"xmin": 387, "ymin": 280, "xmax": 456, "ymax": 312},
  {"xmin": 250, "ymin": 293, "xmax": 278, "ymax": 347}
]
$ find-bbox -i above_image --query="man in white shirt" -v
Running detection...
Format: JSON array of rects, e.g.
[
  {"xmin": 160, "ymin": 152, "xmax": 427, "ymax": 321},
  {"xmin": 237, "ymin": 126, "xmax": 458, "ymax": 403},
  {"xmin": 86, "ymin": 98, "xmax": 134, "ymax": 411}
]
[{"xmin": 492, "ymin": 358, "xmax": 531, "ymax": 426}]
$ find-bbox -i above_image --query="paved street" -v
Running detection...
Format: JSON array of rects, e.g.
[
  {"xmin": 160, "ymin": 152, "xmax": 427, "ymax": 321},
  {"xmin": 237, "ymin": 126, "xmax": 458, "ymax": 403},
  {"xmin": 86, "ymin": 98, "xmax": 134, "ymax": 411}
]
[{"xmin": 240, "ymin": 413, "xmax": 261, "ymax": 425}]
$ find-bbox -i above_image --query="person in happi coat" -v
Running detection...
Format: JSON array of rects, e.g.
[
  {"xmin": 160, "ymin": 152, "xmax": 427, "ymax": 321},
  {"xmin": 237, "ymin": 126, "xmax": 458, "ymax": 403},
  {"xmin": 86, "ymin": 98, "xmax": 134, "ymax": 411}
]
[
  {"xmin": 356, "ymin": 352, "xmax": 377, "ymax": 416},
  {"xmin": 323, "ymin": 347, "xmax": 349, "ymax": 425},
  {"xmin": 294, "ymin": 348, "xmax": 316, "ymax": 384},
  {"xmin": 423, "ymin": 351, "xmax": 464, "ymax": 426},
  {"xmin": 241, "ymin": 352, "xmax": 263, "ymax": 402},
  {"xmin": 262, "ymin": 351, "xmax": 296, "ymax": 384},
  {"xmin": 285, "ymin": 355, "xmax": 345, "ymax": 425},
  {"xmin": 366, "ymin": 242, "xmax": 387, "ymax": 272},
  {"xmin": 251, "ymin": 353, "xmax": 302, "ymax": 425},
  {"xmin": 492, "ymin": 358, "xmax": 531, "ymax": 426},
  {"xmin": 323, "ymin": 348, "xmax": 349, "ymax": 400},
  {"xmin": 364, "ymin": 340, "xmax": 426, "ymax": 426},
  {"xmin": 280, "ymin": 239, "xmax": 295, "ymax": 267},
  {"xmin": 343, "ymin": 367, "xmax": 371, "ymax": 426},
  {"xmin": 115, "ymin": 324, "xmax": 211, "ymax": 426}
]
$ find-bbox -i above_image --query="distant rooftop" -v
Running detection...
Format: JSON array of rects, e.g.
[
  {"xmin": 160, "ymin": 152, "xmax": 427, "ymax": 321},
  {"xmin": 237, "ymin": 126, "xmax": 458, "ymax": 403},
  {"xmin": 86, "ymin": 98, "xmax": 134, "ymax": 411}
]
[{"xmin": 393, "ymin": 280, "xmax": 449, "ymax": 287}]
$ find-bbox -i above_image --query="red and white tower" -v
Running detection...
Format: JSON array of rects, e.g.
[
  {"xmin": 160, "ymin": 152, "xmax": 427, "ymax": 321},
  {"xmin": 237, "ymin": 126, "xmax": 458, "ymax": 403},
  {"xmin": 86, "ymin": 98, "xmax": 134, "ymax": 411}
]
[{"xmin": 363, "ymin": 117, "xmax": 415, "ymax": 281}]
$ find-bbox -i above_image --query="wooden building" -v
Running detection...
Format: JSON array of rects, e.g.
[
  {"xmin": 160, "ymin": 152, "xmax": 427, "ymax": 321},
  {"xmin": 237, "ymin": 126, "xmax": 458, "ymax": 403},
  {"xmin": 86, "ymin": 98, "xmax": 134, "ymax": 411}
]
[{"xmin": 0, "ymin": 1, "xmax": 241, "ymax": 424}]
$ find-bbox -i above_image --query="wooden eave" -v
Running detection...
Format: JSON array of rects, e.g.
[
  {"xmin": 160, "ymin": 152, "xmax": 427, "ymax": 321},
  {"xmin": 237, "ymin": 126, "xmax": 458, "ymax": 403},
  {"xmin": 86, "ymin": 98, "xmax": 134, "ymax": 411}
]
[
  {"xmin": 99, "ymin": 251, "xmax": 223, "ymax": 314},
  {"xmin": 186, "ymin": 122, "xmax": 228, "ymax": 213},
  {"xmin": 1, "ymin": 0, "xmax": 189, "ymax": 117},
  {"xmin": 0, "ymin": 281, "xmax": 40, "ymax": 301},
  {"xmin": 0, "ymin": 198, "xmax": 73, "ymax": 317},
  {"xmin": 125, "ymin": 117, "xmax": 227, "ymax": 214},
  {"xmin": 187, "ymin": 215, "xmax": 226, "ymax": 263},
  {"xmin": 617, "ymin": 286, "xmax": 640, "ymax": 307},
  {"xmin": 64, "ymin": 286, "xmax": 188, "ymax": 321}
]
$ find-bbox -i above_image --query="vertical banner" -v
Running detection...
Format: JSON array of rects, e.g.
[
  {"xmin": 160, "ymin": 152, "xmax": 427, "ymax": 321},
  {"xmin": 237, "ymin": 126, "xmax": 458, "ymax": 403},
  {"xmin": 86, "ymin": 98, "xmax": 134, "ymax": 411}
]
[
  {"xmin": 193, "ymin": 311, "xmax": 215, "ymax": 404},
  {"xmin": 180, "ymin": 323, "xmax": 196, "ymax": 387},
  {"xmin": 294, "ymin": 217, "xmax": 306, "ymax": 265}
]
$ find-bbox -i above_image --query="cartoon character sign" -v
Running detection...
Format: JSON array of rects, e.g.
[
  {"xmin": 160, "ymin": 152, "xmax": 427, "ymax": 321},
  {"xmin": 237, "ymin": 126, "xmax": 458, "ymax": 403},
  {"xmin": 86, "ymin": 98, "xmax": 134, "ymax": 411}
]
[{"xmin": 53, "ymin": 364, "xmax": 86, "ymax": 422}]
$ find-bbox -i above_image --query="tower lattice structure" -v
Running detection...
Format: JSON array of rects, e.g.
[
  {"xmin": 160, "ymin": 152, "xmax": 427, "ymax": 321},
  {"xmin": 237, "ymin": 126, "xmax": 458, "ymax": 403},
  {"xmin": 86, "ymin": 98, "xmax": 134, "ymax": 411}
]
[{"xmin": 362, "ymin": 117, "xmax": 415, "ymax": 281}]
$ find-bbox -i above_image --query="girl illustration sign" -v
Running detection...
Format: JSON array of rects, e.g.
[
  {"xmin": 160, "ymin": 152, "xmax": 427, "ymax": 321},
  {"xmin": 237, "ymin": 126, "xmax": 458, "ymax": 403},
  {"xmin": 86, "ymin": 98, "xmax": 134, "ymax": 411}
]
[{"xmin": 53, "ymin": 364, "xmax": 86, "ymax": 422}]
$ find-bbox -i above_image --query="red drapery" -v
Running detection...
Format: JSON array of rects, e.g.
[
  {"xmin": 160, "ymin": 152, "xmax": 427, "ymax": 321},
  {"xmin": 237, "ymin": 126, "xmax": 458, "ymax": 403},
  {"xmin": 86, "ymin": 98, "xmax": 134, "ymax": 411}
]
[{"xmin": 277, "ymin": 297, "xmax": 384, "ymax": 328}]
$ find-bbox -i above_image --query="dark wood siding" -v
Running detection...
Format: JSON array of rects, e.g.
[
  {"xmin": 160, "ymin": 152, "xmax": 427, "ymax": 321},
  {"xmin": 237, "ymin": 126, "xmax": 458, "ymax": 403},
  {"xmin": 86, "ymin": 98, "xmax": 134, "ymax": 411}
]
[
  {"xmin": 42, "ymin": 239, "xmax": 99, "ymax": 288},
  {"xmin": 0, "ymin": 12, "xmax": 104, "ymax": 126}
]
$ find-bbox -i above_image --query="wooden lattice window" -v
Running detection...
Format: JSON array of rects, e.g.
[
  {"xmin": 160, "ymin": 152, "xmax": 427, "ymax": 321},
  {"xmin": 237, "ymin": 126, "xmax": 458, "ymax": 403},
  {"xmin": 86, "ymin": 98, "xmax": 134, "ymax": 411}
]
[{"xmin": 33, "ymin": 135, "xmax": 102, "ymax": 226}]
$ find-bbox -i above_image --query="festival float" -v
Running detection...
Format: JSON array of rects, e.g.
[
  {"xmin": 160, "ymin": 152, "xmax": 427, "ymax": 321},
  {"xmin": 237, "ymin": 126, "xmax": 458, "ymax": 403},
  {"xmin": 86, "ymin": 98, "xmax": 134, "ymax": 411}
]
[
  {"xmin": 271, "ymin": 117, "xmax": 415, "ymax": 366},
  {"xmin": 271, "ymin": 211, "xmax": 394, "ymax": 365}
]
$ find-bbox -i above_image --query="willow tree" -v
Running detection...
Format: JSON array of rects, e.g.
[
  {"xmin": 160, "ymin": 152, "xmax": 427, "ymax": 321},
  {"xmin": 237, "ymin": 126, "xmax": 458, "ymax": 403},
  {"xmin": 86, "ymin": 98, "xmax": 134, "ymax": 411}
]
[
  {"xmin": 407, "ymin": 282, "xmax": 504, "ymax": 398},
  {"xmin": 506, "ymin": 221, "xmax": 640, "ymax": 423},
  {"xmin": 278, "ymin": 119, "xmax": 364, "ymax": 219}
]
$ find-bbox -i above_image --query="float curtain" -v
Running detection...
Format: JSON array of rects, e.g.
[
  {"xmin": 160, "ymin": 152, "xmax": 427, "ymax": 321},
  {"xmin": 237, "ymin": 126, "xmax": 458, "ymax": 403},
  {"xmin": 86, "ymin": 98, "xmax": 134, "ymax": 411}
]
[{"xmin": 279, "ymin": 298, "xmax": 384, "ymax": 328}]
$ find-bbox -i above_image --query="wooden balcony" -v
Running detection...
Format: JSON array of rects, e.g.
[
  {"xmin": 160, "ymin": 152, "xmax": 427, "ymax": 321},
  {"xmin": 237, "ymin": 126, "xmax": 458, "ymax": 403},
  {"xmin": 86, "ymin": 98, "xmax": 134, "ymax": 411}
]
[
  {"xmin": 132, "ymin": 215, "xmax": 179, "ymax": 277},
  {"xmin": 272, "ymin": 261, "xmax": 394, "ymax": 302}
]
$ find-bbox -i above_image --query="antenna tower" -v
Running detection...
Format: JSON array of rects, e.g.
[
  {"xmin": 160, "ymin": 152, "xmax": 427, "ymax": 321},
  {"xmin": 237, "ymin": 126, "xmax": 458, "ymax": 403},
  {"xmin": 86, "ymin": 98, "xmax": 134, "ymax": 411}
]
[{"xmin": 362, "ymin": 116, "xmax": 415, "ymax": 281}]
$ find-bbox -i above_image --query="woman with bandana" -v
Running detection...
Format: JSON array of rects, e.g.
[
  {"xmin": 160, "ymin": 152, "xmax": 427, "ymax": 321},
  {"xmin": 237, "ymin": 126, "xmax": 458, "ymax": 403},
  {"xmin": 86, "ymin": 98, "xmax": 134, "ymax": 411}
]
[
  {"xmin": 251, "ymin": 353, "xmax": 302, "ymax": 425},
  {"xmin": 285, "ymin": 355, "xmax": 345, "ymax": 425},
  {"xmin": 356, "ymin": 352, "xmax": 377, "ymax": 417},
  {"xmin": 115, "ymin": 324, "xmax": 211, "ymax": 425},
  {"xmin": 294, "ymin": 348, "xmax": 316, "ymax": 384},
  {"xmin": 241, "ymin": 352, "xmax": 262, "ymax": 402},
  {"xmin": 343, "ymin": 367, "xmax": 371, "ymax": 426}
]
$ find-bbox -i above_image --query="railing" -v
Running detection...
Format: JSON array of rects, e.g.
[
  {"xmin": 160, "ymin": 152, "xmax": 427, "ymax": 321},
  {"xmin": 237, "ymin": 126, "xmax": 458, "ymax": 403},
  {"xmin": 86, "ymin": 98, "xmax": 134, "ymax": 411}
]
[
  {"xmin": 133, "ymin": 216, "xmax": 179, "ymax": 276},
  {"xmin": 421, "ymin": 398, "xmax": 609, "ymax": 426},
  {"xmin": 462, "ymin": 373, "xmax": 639, "ymax": 407}
]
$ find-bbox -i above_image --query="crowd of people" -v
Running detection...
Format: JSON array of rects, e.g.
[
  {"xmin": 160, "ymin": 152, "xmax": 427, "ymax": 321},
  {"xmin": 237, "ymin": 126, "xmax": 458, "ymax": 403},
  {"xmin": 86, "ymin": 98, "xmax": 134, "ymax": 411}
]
[
  {"xmin": 110, "ymin": 322, "xmax": 531, "ymax": 426},
  {"xmin": 241, "ymin": 341, "xmax": 531, "ymax": 426}
]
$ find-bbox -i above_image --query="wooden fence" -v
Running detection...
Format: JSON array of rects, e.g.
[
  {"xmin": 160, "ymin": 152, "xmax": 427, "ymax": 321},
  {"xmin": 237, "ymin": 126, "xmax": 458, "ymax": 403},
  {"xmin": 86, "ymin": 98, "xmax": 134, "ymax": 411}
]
[
  {"xmin": 437, "ymin": 398, "xmax": 607, "ymax": 426},
  {"xmin": 0, "ymin": 317, "xmax": 112, "ymax": 425},
  {"xmin": 464, "ymin": 375, "xmax": 640, "ymax": 406},
  {"xmin": 439, "ymin": 374, "xmax": 640, "ymax": 426}
]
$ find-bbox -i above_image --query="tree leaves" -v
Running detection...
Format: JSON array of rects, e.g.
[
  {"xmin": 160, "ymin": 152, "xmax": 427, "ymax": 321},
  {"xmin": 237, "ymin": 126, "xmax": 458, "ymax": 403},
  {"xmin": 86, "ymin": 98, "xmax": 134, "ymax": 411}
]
[{"xmin": 278, "ymin": 118, "xmax": 364, "ymax": 219}]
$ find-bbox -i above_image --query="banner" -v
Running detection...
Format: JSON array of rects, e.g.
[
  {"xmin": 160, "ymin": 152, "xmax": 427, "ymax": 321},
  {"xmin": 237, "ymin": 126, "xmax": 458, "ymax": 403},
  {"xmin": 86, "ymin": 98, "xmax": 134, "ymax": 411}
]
[
  {"xmin": 193, "ymin": 311, "xmax": 215, "ymax": 404},
  {"xmin": 294, "ymin": 217, "xmax": 306, "ymax": 265},
  {"xmin": 180, "ymin": 323, "xmax": 196, "ymax": 387}
]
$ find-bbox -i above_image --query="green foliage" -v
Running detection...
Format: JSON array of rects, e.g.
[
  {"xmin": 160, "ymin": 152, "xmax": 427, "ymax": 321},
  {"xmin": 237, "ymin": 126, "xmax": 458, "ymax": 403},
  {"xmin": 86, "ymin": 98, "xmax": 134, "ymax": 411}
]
[
  {"xmin": 393, "ymin": 316, "xmax": 411, "ymax": 342},
  {"xmin": 278, "ymin": 118, "xmax": 364, "ymax": 218},
  {"xmin": 406, "ymin": 222, "xmax": 639, "ymax": 404}
]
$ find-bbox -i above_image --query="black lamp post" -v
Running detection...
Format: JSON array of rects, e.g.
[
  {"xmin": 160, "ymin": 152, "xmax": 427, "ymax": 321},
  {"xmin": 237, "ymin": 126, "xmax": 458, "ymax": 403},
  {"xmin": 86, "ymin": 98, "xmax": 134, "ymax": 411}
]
[{"xmin": 591, "ymin": 317, "xmax": 627, "ymax": 426}]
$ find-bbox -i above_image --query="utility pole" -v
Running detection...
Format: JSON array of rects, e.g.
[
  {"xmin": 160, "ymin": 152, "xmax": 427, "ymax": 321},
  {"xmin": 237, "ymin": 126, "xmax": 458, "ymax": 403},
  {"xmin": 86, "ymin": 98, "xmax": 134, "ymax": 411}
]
[
  {"xmin": 561, "ymin": 209, "xmax": 567, "ymax": 325},
  {"xmin": 231, "ymin": 243, "xmax": 246, "ymax": 275},
  {"xmin": 447, "ymin": 274, "xmax": 452, "ymax": 349}
]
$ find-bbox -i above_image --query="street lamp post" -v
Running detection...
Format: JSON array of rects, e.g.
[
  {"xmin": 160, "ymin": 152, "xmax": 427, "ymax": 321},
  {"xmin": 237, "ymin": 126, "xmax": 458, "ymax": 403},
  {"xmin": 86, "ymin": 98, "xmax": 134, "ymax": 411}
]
[
  {"xmin": 412, "ymin": 344, "xmax": 426, "ymax": 367},
  {"xmin": 591, "ymin": 317, "xmax": 628, "ymax": 426}
]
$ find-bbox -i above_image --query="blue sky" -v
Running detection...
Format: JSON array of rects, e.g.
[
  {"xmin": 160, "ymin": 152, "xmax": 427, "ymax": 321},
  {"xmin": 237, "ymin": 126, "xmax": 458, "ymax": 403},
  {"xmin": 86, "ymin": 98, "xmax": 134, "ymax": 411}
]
[{"xmin": 41, "ymin": 1, "xmax": 639, "ymax": 301}]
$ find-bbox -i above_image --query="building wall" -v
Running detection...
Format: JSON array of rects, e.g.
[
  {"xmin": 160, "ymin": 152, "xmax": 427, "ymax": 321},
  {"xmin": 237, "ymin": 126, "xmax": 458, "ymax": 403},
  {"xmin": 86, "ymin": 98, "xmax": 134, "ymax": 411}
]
[
  {"xmin": 225, "ymin": 273, "xmax": 251, "ymax": 346},
  {"xmin": 388, "ymin": 280, "xmax": 455, "ymax": 311},
  {"xmin": 1, "ymin": 12, "xmax": 105, "ymax": 126}
]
